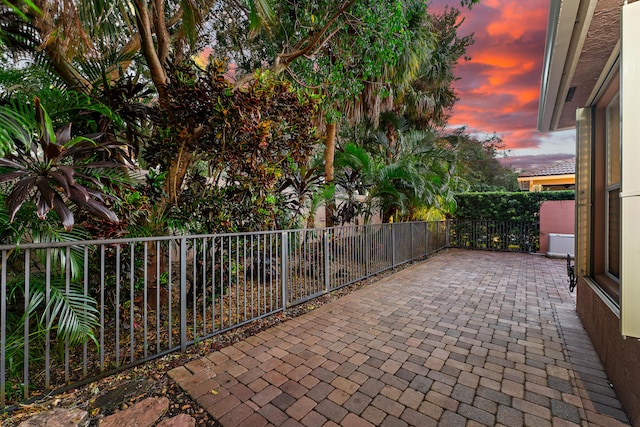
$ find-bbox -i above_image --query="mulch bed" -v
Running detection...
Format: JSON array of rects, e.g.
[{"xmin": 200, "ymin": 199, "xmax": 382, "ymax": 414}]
[{"xmin": 0, "ymin": 255, "xmax": 437, "ymax": 426}]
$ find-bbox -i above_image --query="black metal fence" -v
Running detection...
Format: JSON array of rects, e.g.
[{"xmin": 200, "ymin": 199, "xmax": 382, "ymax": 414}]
[
  {"xmin": 0, "ymin": 219, "xmax": 540, "ymax": 409},
  {"xmin": 0, "ymin": 221, "xmax": 448, "ymax": 408},
  {"xmin": 448, "ymin": 220, "xmax": 538, "ymax": 253}
]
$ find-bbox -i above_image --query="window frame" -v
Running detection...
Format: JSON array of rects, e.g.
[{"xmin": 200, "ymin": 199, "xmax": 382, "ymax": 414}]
[
  {"xmin": 605, "ymin": 94, "xmax": 620, "ymax": 281},
  {"xmin": 591, "ymin": 73, "xmax": 621, "ymax": 305}
]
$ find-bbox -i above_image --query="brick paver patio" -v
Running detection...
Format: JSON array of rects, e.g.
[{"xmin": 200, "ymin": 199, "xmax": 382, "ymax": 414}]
[{"xmin": 168, "ymin": 249, "xmax": 631, "ymax": 426}]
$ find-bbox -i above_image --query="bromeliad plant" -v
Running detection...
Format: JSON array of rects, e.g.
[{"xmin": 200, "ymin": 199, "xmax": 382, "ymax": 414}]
[{"xmin": 0, "ymin": 97, "xmax": 127, "ymax": 232}]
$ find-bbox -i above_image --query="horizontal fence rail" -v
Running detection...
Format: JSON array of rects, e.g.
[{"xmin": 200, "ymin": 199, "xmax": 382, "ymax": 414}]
[{"xmin": 0, "ymin": 221, "xmax": 448, "ymax": 409}]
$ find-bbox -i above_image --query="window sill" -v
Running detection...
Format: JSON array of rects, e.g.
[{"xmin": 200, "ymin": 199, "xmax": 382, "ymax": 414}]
[{"xmin": 593, "ymin": 273, "xmax": 621, "ymax": 306}]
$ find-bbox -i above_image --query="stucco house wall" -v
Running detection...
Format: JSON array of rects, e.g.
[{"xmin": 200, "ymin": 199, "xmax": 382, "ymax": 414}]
[
  {"xmin": 539, "ymin": 200, "xmax": 575, "ymax": 254},
  {"xmin": 538, "ymin": 0, "xmax": 640, "ymax": 423}
]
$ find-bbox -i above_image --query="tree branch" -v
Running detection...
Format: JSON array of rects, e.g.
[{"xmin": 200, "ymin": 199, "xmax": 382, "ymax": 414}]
[
  {"xmin": 278, "ymin": 0, "xmax": 356, "ymax": 66},
  {"xmin": 234, "ymin": 0, "xmax": 356, "ymax": 87},
  {"xmin": 133, "ymin": 0, "xmax": 168, "ymax": 103},
  {"xmin": 153, "ymin": 0, "xmax": 170, "ymax": 66}
]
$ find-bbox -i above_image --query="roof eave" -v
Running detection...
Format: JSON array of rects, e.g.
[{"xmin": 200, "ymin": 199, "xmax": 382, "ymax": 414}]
[
  {"xmin": 538, "ymin": 0, "xmax": 590, "ymax": 133},
  {"xmin": 518, "ymin": 173, "xmax": 576, "ymax": 180}
]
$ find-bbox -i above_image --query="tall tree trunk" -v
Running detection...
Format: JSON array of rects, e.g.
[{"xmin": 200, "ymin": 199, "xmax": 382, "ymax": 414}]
[
  {"xmin": 134, "ymin": 0, "xmax": 169, "ymax": 104},
  {"xmin": 165, "ymin": 150, "xmax": 193, "ymax": 205},
  {"xmin": 306, "ymin": 212, "xmax": 316, "ymax": 229},
  {"xmin": 385, "ymin": 120, "xmax": 397, "ymax": 161},
  {"xmin": 162, "ymin": 125, "xmax": 204, "ymax": 205},
  {"xmin": 382, "ymin": 207, "xmax": 395, "ymax": 224},
  {"xmin": 324, "ymin": 122, "xmax": 337, "ymax": 227}
]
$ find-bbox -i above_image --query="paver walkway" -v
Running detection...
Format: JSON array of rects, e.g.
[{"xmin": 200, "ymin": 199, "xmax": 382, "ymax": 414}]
[{"xmin": 168, "ymin": 249, "xmax": 631, "ymax": 426}]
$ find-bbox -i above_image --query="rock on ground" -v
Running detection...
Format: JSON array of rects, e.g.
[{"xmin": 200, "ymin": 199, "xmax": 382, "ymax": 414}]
[
  {"xmin": 99, "ymin": 396, "xmax": 169, "ymax": 427},
  {"xmin": 17, "ymin": 408, "xmax": 89, "ymax": 427},
  {"xmin": 156, "ymin": 414, "xmax": 196, "ymax": 427}
]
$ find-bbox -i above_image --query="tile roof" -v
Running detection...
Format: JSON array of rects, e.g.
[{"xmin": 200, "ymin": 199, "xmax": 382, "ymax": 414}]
[{"xmin": 519, "ymin": 158, "xmax": 575, "ymax": 177}]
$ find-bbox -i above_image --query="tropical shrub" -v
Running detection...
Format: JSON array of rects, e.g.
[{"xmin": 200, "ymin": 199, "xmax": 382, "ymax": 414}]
[
  {"xmin": 0, "ymin": 97, "xmax": 131, "ymax": 231},
  {"xmin": 144, "ymin": 58, "xmax": 322, "ymax": 232},
  {"xmin": 0, "ymin": 96, "xmax": 126, "ymax": 400}
]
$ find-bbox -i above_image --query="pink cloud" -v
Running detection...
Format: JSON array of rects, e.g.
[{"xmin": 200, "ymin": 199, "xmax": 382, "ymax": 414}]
[{"xmin": 429, "ymin": 0, "xmax": 568, "ymax": 156}]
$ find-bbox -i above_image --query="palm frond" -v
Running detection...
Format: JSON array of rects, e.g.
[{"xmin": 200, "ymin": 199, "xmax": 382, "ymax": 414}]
[
  {"xmin": 27, "ymin": 277, "xmax": 99, "ymax": 346},
  {"xmin": 0, "ymin": 192, "xmax": 19, "ymax": 242},
  {"xmin": 78, "ymin": 0, "xmax": 132, "ymax": 43},
  {"xmin": 380, "ymin": 111, "xmax": 408, "ymax": 134},
  {"xmin": 4, "ymin": 273, "xmax": 99, "ymax": 369},
  {"xmin": 181, "ymin": 0, "xmax": 206, "ymax": 48},
  {"xmin": 309, "ymin": 183, "xmax": 335, "ymax": 217},
  {"xmin": 30, "ymin": 224, "xmax": 91, "ymax": 280},
  {"xmin": 37, "ymin": 88, "xmax": 124, "ymax": 128},
  {"xmin": 247, "ymin": 0, "xmax": 276, "ymax": 38},
  {"xmin": 335, "ymin": 143, "xmax": 373, "ymax": 175},
  {"xmin": 0, "ymin": 3, "xmax": 41, "ymax": 52},
  {"xmin": 0, "ymin": 100, "xmax": 37, "ymax": 153}
]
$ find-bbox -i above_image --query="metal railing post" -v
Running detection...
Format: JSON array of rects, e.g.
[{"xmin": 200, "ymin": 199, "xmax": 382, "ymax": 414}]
[
  {"xmin": 1, "ymin": 250, "xmax": 6, "ymax": 407},
  {"xmin": 324, "ymin": 231, "xmax": 330, "ymax": 293},
  {"xmin": 180, "ymin": 237, "xmax": 187, "ymax": 352},
  {"xmin": 410, "ymin": 223, "xmax": 414, "ymax": 260},
  {"xmin": 24, "ymin": 251, "xmax": 31, "ymax": 399},
  {"xmin": 425, "ymin": 221, "xmax": 429, "ymax": 255},
  {"xmin": 281, "ymin": 232, "xmax": 288, "ymax": 310},
  {"xmin": 391, "ymin": 224, "xmax": 396, "ymax": 267},
  {"xmin": 365, "ymin": 226, "xmax": 371, "ymax": 277}
]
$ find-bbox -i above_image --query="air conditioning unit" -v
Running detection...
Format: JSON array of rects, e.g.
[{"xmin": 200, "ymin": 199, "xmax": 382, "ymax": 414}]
[{"xmin": 548, "ymin": 233, "xmax": 575, "ymax": 257}]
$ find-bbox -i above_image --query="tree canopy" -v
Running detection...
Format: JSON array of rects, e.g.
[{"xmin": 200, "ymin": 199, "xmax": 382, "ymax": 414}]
[
  {"xmin": 0, "ymin": 0, "xmax": 489, "ymax": 234},
  {"xmin": 442, "ymin": 128, "xmax": 519, "ymax": 192}
]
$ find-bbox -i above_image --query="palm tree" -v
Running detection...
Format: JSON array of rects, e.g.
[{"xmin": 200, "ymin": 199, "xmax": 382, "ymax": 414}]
[
  {"xmin": 320, "ymin": 2, "xmax": 473, "ymax": 226},
  {"xmin": 335, "ymin": 112, "xmax": 464, "ymax": 223},
  {"xmin": 335, "ymin": 143, "xmax": 425, "ymax": 224},
  {"xmin": 399, "ymin": 7, "xmax": 474, "ymax": 130}
]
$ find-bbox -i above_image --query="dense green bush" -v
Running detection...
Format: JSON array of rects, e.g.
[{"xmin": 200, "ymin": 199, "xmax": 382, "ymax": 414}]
[
  {"xmin": 449, "ymin": 191, "xmax": 575, "ymax": 253},
  {"xmin": 453, "ymin": 190, "xmax": 575, "ymax": 222}
]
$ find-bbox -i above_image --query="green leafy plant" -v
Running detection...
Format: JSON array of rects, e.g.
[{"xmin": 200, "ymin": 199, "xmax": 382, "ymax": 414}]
[
  {"xmin": 0, "ymin": 97, "xmax": 129, "ymax": 231},
  {"xmin": 280, "ymin": 164, "xmax": 324, "ymax": 228},
  {"xmin": 3, "ymin": 275, "xmax": 99, "ymax": 396},
  {"xmin": 145, "ymin": 58, "xmax": 321, "ymax": 232},
  {"xmin": 453, "ymin": 191, "xmax": 575, "ymax": 222}
]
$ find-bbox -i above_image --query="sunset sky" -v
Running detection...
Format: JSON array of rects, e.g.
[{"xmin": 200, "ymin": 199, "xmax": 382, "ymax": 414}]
[{"xmin": 429, "ymin": 0, "xmax": 576, "ymax": 172}]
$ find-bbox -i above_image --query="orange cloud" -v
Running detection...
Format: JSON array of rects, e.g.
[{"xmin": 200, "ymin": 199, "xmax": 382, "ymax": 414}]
[
  {"xmin": 429, "ymin": 0, "xmax": 571, "ymax": 167},
  {"xmin": 486, "ymin": 3, "xmax": 547, "ymax": 39},
  {"xmin": 472, "ymin": 52, "xmax": 535, "ymax": 72},
  {"xmin": 517, "ymin": 87, "xmax": 540, "ymax": 104}
]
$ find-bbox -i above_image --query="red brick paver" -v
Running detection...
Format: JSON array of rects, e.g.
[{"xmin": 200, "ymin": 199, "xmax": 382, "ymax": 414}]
[{"xmin": 169, "ymin": 250, "xmax": 631, "ymax": 426}]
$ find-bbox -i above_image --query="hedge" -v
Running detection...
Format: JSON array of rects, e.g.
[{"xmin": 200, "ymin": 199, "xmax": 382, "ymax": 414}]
[{"xmin": 452, "ymin": 190, "xmax": 575, "ymax": 222}]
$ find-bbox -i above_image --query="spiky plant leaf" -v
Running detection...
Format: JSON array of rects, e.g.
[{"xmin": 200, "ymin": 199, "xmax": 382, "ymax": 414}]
[
  {"xmin": 44, "ymin": 283, "xmax": 99, "ymax": 345},
  {"xmin": 20, "ymin": 277, "xmax": 99, "ymax": 346},
  {"xmin": 0, "ymin": 97, "xmax": 128, "ymax": 230}
]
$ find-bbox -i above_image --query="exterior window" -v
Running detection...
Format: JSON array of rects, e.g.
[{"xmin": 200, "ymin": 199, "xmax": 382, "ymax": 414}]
[
  {"xmin": 607, "ymin": 94, "xmax": 621, "ymax": 186},
  {"xmin": 606, "ymin": 95, "xmax": 620, "ymax": 279},
  {"xmin": 589, "ymin": 75, "xmax": 620, "ymax": 304},
  {"xmin": 608, "ymin": 188, "xmax": 620, "ymax": 278}
]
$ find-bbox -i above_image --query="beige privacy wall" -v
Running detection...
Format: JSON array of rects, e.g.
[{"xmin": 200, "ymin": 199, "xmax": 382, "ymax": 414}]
[
  {"xmin": 539, "ymin": 200, "xmax": 575, "ymax": 254},
  {"xmin": 621, "ymin": 0, "xmax": 640, "ymax": 338}
]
